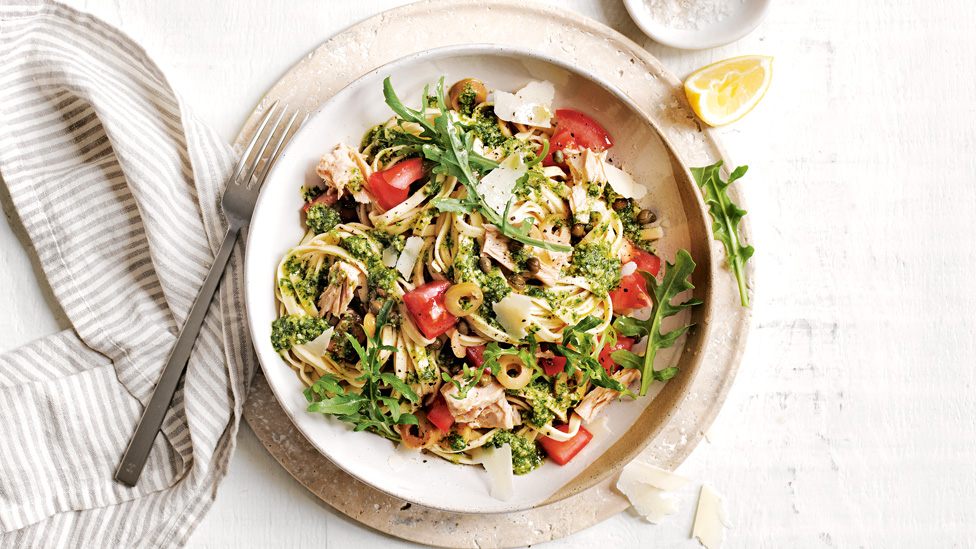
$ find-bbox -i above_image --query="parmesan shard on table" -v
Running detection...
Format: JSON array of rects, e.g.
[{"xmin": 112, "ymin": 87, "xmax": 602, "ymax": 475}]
[
  {"xmin": 693, "ymin": 483, "xmax": 731, "ymax": 549},
  {"xmin": 616, "ymin": 461, "xmax": 690, "ymax": 524}
]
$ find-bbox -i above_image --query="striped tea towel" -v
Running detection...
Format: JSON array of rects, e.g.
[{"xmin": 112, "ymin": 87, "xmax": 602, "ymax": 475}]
[{"xmin": 0, "ymin": 1, "xmax": 256, "ymax": 546}]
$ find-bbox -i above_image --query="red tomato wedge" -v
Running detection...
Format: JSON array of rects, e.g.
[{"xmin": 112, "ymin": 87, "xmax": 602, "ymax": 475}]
[
  {"xmin": 598, "ymin": 334, "xmax": 634, "ymax": 375},
  {"xmin": 426, "ymin": 394, "xmax": 455, "ymax": 433},
  {"xmin": 610, "ymin": 245, "xmax": 661, "ymax": 312},
  {"xmin": 623, "ymin": 245, "xmax": 661, "ymax": 276},
  {"xmin": 539, "ymin": 344, "xmax": 568, "ymax": 376},
  {"xmin": 539, "ymin": 425, "xmax": 593, "ymax": 465},
  {"xmin": 609, "ymin": 274, "xmax": 653, "ymax": 311},
  {"xmin": 402, "ymin": 280, "xmax": 457, "ymax": 339},
  {"xmin": 465, "ymin": 345, "xmax": 486, "ymax": 368},
  {"xmin": 542, "ymin": 109, "xmax": 613, "ymax": 167},
  {"xmin": 555, "ymin": 109, "xmax": 613, "ymax": 150},
  {"xmin": 368, "ymin": 157, "xmax": 423, "ymax": 211},
  {"xmin": 542, "ymin": 127, "xmax": 578, "ymax": 167}
]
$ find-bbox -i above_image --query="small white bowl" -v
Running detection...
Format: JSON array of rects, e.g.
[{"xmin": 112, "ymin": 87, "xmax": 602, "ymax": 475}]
[{"xmin": 623, "ymin": 0, "xmax": 772, "ymax": 50}]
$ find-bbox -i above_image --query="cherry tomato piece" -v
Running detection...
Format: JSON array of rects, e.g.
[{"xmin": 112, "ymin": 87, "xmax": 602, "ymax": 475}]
[
  {"xmin": 369, "ymin": 158, "xmax": 424, "ymax": 211},
  {"xmin": 539, "ymin": 425, "xmax": 594, "ymax": 465},
  {"xmin": 402, "ymin": 280, "xmax": 457, "ymax": 339}
]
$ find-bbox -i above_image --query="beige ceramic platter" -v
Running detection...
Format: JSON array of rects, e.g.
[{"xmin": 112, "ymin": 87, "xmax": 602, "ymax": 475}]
[{"xmin": 238, "ymin": 1, "xmax": 752, "ymax": 546}]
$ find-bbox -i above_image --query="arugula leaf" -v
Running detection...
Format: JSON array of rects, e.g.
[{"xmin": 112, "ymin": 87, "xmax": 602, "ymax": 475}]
[
  {"xmin": 382, "ymin": 77, "xmax": 571, "ymax": 253},
  {"xmin": 303, "ymin": 299, "xmax": 420, "ymax": 441},
  {"xmin": 611, "ymin": 249, "xmax": 702, "ymax": 396},
  {"xmin": 550, "ymin": 316, "xmax": 632, "ymax": 396},
  {"xmin": 690, "ymin": 160, "xmax": 754, "ymax": 307}
]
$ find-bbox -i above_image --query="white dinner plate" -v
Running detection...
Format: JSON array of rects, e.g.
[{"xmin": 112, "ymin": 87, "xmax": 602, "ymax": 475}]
[{"xmin": 243, "ymin": 43, "xmax": 713, "ymax": 514}]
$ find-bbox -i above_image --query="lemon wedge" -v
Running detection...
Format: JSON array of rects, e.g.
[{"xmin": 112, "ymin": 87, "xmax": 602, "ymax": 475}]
[{"xmin": 684, "ymin": 55, "xmax": 773, "ymax": 127}]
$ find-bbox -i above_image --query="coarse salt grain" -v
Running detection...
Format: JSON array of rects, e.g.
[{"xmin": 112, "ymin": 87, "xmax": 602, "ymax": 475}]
[{"xmin": 643, "ymin": 0, "xmax": 744, "ymax": 30}]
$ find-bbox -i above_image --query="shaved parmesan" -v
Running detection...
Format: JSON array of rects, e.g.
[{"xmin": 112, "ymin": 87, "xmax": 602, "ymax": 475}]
[
  {"xmin": 493, "ymin": 81, "xmax": 555, "ymax": 128},
  {"xmin": 604, "ymin": 161, "xmax": 647, "ymax": 200},
  {"xmin": 476, "ymin": 153, "xmax": 527, "ymax": 216},
  {"xmin": 620, "ymin": 261, "xmax": 637, "ymax": 277},
  {"xmin": 473, "ymin": 444, "xmax": 514, "ymax": 501},
  {"xmin": 396, "ymin": 236, "xmax": 424, "ymax": 278},
  {"xmin": 382, "ymin": 246, "xmax": 399, "ymax": 268},
  {"xmin": 586, "ymin": 416, "xmax": 612, "ymax": 441},
  {"xmin": 616, "ymin": 461, "xmax": 690, "ymax": 524},
  {"xmin": 492, "ymin": 293, "xmax": 535, "ymax": 340},
  {"xmin": 641, "ymin": 226, "xmax": 664, "ymax": 240},
  {"xmin": 693, "ymin": 484, "xmax": 731, "ymax": 549},
  {"xmin": 299, "ymin": 326, "xmax": 333, "ymax": 357}
]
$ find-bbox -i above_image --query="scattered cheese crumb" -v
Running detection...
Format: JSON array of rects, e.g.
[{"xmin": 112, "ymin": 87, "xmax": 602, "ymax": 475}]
[{"xmin": 693, "ymin": 483, "xmax": 732, "ymax": 549}]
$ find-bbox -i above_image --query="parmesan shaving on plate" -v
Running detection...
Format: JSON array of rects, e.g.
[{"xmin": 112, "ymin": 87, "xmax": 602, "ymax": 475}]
[
  {"xmin": 604, "ymin": 160, "xmax": 648, "ymax": 199},
  {"xmin": 298, "ymin": 327, "xmax": 333, "ymax": 357},
  {"xmin": 616, "ymin": 461, "xmax": 690, "ymax": 524},
  {"xmin": 693, "ymin": 484, "xmax": 731, "ymax": 549},
  {"xmin": 476, "ymin": 153, "xmax": 526, "ymax": 216},
  {"xmin": 492, "ymin": 293, "xmax": 536, "ymax": 340},
  {"xmin": 396, "ymin": 236, "xmax": 424, "ymax": 278},
  {"xmin": 493, "ymin": 80, "xmax": 555, "ymax": 127},
  {"xmin": 472, "ymin": 444, "xmax": 514, "ymax": 501},
  {"xmin": 382, "ymin": 246, "xmax": 399, "ymax": 268}
]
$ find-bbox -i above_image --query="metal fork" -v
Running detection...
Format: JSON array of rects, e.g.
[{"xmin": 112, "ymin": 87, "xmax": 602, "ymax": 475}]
[{"xmin": 115, "ymin": 101, "xmax": 305, "ymax": 486}]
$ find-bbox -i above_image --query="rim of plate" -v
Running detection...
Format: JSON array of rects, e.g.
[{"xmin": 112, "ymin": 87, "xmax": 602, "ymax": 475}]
[
  {"xmin": 622, "ymin": 0, "xmax": 772, "ymax": 50},
  {"xmin": 243, "ymin": 42, "xmax": 712, "ymax": 514}
]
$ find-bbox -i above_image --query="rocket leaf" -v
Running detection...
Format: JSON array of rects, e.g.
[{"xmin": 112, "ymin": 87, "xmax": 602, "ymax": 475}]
[
  {"xmin": 690, "ymin": 160, "xmax": 754, "ymax": 307},
  {"xmin": 611, "ymin": 249, "xmax": 702, "ymax": 396}
]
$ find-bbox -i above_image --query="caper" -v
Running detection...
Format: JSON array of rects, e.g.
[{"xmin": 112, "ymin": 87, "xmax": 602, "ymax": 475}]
[
  {"xmin": 552, "ymin": 150, "xmax": 565, "ymax": 164},
  {"xmin": 508, "ymin": 240, "xmax": 524, "ymax": 253},
  {"xmin": 509, "ymin": 273, "xmax": 526, "ymax": 289},
  {"xmin": 637, "ymin": 209, "xmax": 657, "ymax": 225},
  {"xmin": 526, "ymin": 257, "xmax": 541, "ymax": 274},
  {"xmin": 479, "ymin": 257, "xmax": 492, "ymax": 273},
  {"xmin": 571, "ymin": 223, "xmax": 586, "ymax": 238},
  {"xmin": 612, "ymin": 198, "xmax": 629, "ymax": 212},
  {"xmin": 477, "ymin": 375, "xmax": 492, "ymax": 387},
  {"xmin": 448, "ymin": 78, "xmax": 488, "ymax": 112},
  {"xmin": 457, "ymin": 321, "xmax": 470, "ymax": 335}
]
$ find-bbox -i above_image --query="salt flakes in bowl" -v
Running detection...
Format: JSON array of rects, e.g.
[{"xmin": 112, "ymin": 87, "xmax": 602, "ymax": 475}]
[{"xmin": 622, "ymin": 0, "xmax": 772, "ymax": 50}]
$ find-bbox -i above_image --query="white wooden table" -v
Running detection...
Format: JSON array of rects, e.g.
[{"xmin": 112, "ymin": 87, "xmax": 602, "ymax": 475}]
[{"xmin": 2, "ymin": 0, "xmax": 973, "ymax": 547}]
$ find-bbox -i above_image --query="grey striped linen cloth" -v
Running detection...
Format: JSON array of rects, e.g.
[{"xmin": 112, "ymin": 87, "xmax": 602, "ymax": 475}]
[{"xmin": 0, "ymin": 1, "xmax": 256, "ymax": 546}]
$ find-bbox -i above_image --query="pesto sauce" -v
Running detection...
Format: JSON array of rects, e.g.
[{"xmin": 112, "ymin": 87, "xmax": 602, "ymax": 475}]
[
  {"xmin": 471, "ymin": 111, "xmax": 506, "ymax": 148},
  {"xmin": 487, "ymin": 430, "xmax": 544, "ymax": 475},
  {"xmin": 340, "ymin": 234, "xmax": 398, "ymax": 295},
  {"xmin": 306, "ymin": 203, "xmax": 341, "ymax": 235},
  {"xmin": 516, "ymin": 378, "xmax": 580, "ymax": 425},
  {"xmin": 270, "ymin": 315, "xmax": 331, "ymax": 353},
  {"xmin": 569, "ymin": 242, "xmax": 621, "ymax": 298},
  {"xmin": 513, "ymin": 166, "xmax": 545, "ymax": 202},
  {"xmin": 452, "ymin": 236, "xmax": 511, "ymax": 305},
  {"xmin": 444, "ymin": 433, "xmax": 467, "ymax": 451}
]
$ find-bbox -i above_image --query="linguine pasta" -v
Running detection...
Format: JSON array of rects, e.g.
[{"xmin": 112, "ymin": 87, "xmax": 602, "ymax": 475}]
[{"xmin": 270, "ymin": 76, "xmax": 667, "ymax": 476}]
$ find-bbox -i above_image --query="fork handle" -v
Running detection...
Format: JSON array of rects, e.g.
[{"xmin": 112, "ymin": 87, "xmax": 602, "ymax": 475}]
[{"xmin": 115, "ymin": 225, "xmax": 241, "ymax": 486}]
